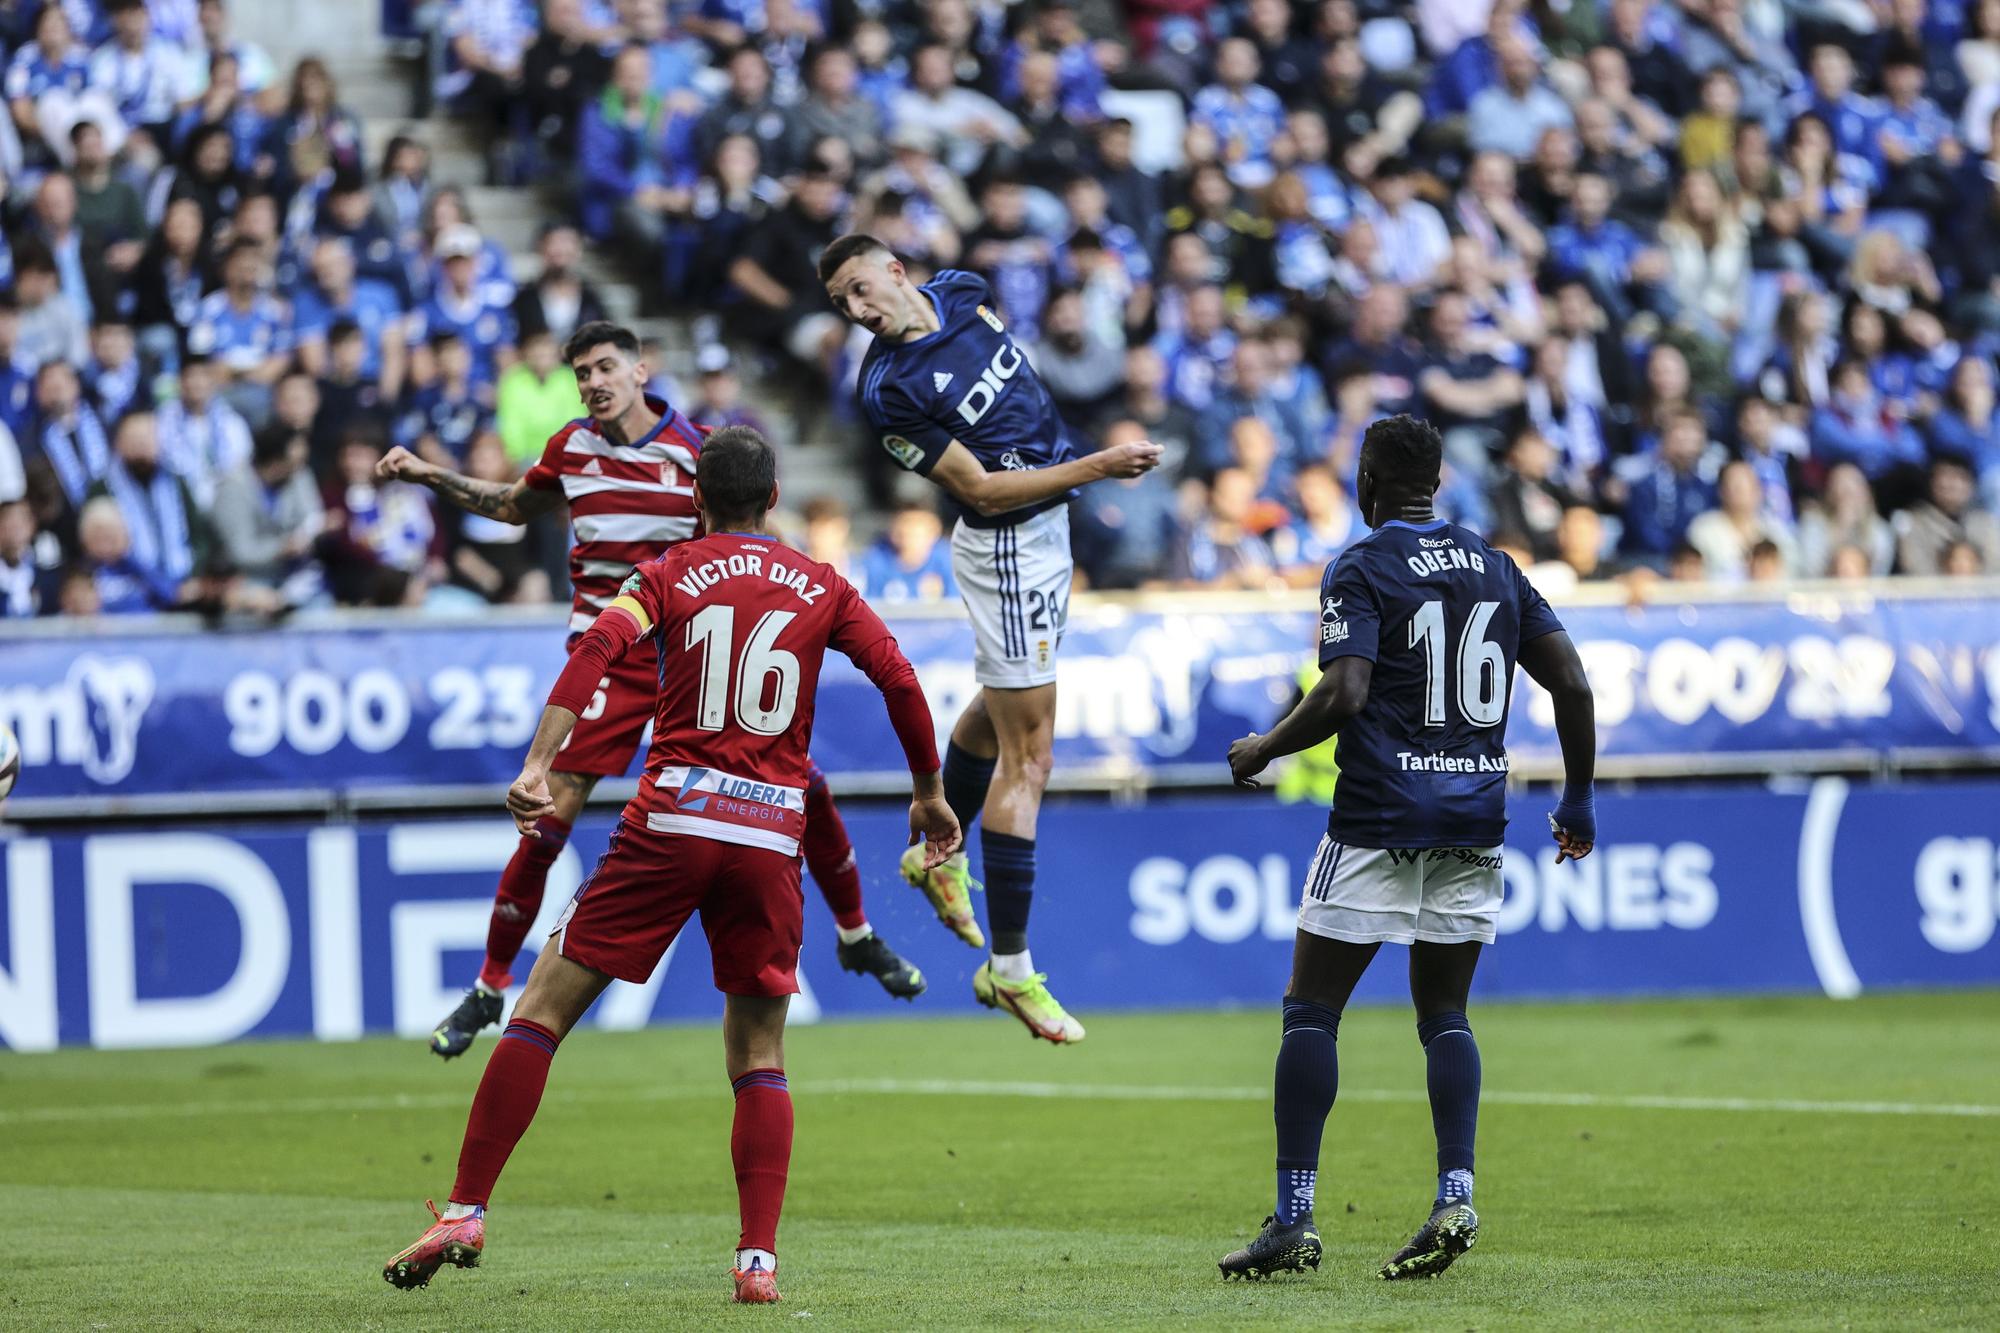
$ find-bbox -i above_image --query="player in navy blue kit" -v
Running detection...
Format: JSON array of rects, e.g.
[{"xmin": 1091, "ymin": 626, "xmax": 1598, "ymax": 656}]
[
  {"xmin": 1217, "ymin": 414, "xmax": 1599, "ymax": 1281},
  {"xmin": 819, "ymin": 234, "xmax": 1162, "ymax": 1043}
]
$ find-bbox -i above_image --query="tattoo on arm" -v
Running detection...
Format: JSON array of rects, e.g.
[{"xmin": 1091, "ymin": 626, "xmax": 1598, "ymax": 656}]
[{"xmin": 428, "ymin": 469, "xmax": 524, "ymax": 522}]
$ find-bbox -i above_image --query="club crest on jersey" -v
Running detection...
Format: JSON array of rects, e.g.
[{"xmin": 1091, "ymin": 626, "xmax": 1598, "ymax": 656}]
[
  {"xmin": 882, "ymin": 433, "xmax": 925, "ymax": 469},
  {"xmin": 619, "ymin": 569, "xmax": 644, "ymax": 595},
  {"xmin": 976, "ymin": 304, "xmax": 1005, "ymax": 332}
]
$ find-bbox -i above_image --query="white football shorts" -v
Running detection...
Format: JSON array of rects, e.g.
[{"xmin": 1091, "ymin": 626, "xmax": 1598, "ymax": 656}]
[
  {"xmin": 1296, "ymin": 836, "xmax": 1504, "ymax": 945},
  {"xmin": 950, "ymin": 505, "xmax": 1071, "ymax": 689}
]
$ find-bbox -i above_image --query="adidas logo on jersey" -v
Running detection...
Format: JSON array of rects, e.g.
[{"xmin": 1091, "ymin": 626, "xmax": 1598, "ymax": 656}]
[
  {"xmin": 581, "ymin": 458, "xmax": 604, "ymax": 475},
  {"xmin": 933, "ymin": 371, "xmax": 954, "ymax": 392}
]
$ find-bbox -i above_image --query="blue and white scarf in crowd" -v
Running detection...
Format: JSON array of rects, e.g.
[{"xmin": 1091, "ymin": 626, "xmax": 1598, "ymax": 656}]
[{"xmin": 105, "ymin": 459, "xmax": 194, "ymax": 581}]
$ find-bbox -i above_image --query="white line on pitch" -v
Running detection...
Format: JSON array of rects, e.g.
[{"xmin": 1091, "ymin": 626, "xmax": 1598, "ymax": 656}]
[{"xmin": 3, "ymin": 1078, "xmax": 1996, "ymax": 1125}]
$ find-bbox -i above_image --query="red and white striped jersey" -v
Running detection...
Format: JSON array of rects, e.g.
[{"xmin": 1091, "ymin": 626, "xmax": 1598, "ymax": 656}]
[{"xmin": 523, "ymin": 396, "xmax": 707, "ymax": 632}]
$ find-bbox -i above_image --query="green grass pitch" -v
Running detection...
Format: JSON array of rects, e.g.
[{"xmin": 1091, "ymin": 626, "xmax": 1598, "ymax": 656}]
[{"xmin": 5, "ymin": 991, "xmax": 1997, "ymax": 1330}]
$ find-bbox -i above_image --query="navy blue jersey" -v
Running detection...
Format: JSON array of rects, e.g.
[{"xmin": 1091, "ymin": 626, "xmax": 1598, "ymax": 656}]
[
  {"xmin": 856, "ymin": 269, "xmax": 1079, "ymax": 530},
  {"xmin": 1318, "ymin": 518, "xmax": 1563, "ymax": 848}
]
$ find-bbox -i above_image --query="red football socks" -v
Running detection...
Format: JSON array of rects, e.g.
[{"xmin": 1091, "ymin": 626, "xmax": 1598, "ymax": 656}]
[
  {"xmin": 802, "ymin": 775, "xmax": 867, "ymax": 932},
  {"xmin": 451, "ymin": 1019, "xmax": 561, "ymax": 1206},
  {"xmin": 478, "ymin": 815, "xmax": 572, "ymax": 990},
  {"xmin": 730, "ymin": 1069, "xmax": 793, "ymax": 1253}
]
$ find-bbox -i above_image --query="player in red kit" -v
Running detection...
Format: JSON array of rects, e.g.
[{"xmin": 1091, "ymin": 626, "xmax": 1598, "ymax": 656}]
[
  {"xmin": 383, "ymin": 425, "xmax": 960, "ymax": 1305},
  {"xmin": 378, "ymin": 322, "xmax": 926, "ymax": 1060}
]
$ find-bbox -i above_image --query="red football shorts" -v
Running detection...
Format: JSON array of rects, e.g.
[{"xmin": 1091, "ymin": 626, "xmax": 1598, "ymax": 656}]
[
  {"xmin": 555, "ymin": 633, "xmax": 658, "ymax": 778},
  {"xmin": 553, "ymin": 819, "xmax": 804, "ymax": 996}
]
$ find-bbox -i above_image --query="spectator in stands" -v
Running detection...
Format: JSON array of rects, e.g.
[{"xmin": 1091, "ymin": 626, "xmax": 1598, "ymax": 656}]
[
  {"xmin": 91, "ymin": 0, "xmax": 184, "ymax": 142},
  {"xmin": 5, "ymin": 2, "xmax": 100, "ymax": 163},
  {"xmin": 312, "ymin": 320, "xmax": 392, "ymax": 469},
  {"xmin": 1929, "ymin": 355, "xmax": 2000, "ymax": 511},
  {"xmin": 513, "ymin": 222, "xmax": 607, "ymax": 346},
  {"xmin": 1030, "ymin": 285, "xmax": 1123, "ymax": 425},
  {"xmin": 446, "ymin": 430, "xmax": 547, "ymax": 603},
  {"xmin": 187, "ymin": 237, "xmax": 291, "ymax": 425},
  {"xmin": 522, "ymin": 0, "xmax": 616, "ymax": 159},
  {"xmin": 498, "ymin": 329, "xmax": 585, "ymax": 466},
  {"xmin": 443, "ymin": 0, "xmax": 537, "ymax": 131},
  {"xmin": 1092, "ymin": 117, "xmax": 1162, "ymax": 249},
  {"xmin": 578, "ymin": 41, "xmax": 685, "ymax": 249},
  {"xmin": 1195, "ymin": 337, "xmax": 1310, "ymax": 482},
  {"xmin": 1468, "ymin": 33, "xmax": 1575, "ymax": 162},
  {"xmin": 857, "ymin": 501, "xmax": 956, "ymax": 603},
  {"xmin": 129, "ymin": 196, "xmax": 208, "ymax": 370},
  {"xmin": 1660, "ymin": 169, "xmax": 1749, "ymax": 343},
  {"xmin": 797, "ymin": 494, "xmax": 854, "ymax": 582},
  {"xmin": 1548, "ymin": 171, "xmax": 1674, "ymax": 326},
  {"xmin": 1622, "ymin": 410, "xmax": 1720, "ymax": 562},
  {"xmin": 69, "ymin": 122, "xmax": 144, "ymax": 269},
  {"xmin": 1418, "ymin": 289, "xmax": 1525, "ymax": 480},
  {"xmin": 71, "ymin": 494, "xmax": 181, "ymax": 614},
  {"xmin": 419, "ymin": 188, "xmax": 516, "ymax": 307},
  {"xmin": 399, "ymin": 331, "xmax": 494, "ymax": 466},
  {"xmin": 1487, "ymin": 428, "xmax": 1579, "ymax": 562},
  {"xmin": 1687, "ymin": 458, "xmax": 1798, "ymax": 580},
  {"xmin": 1898, "ymin": 457, "xmax": 2000, "ymax": 574},
  {"xmin": 685, "ymin": 346, "xmax": 768, "ymax": 436},
  {"xmin": 193, "ymin": 0, "xmax": 274, "ymax": 95},
  {"xmin": 1355, "ymin": 156, "xmax": 1450, "ymax": 291},
  {"xmin": 154, "ymin": 353, "xmax": 251, "ymax": 507},
  {"xmin": 320, "ymin": 430, "xmax": 441, "ymax": 606},
  {"xmin": 0, "ymin": 499, "xmax": 47, "ymax": 616},
  {"xmin": 798, "ymin": 41, "xmax": 884, "ymax": 170},
  {"xmin": 260, "ymin": 57, "xmax": 364, "ymax": 203},
  {"xmin": 1071, "ymin": 418, "xmax": 1181, "ymax": 590},
  {"xmin": 412, "ymin": 224, "xmax": 517, "ymax": 389},
  {"xmin": 373, "ymin": 134, "xmax": 433, "ymax": 251},
  {"xmin": 1270, "ymin": 461, "xmax": 1360, "ymax": 585},
  {"xmin": 27, "ymin": 172, "xmax": 112, "ymax": 326},
  {"xmin": 12, "ymin": 244, "xmax": 86, "ymax": 369},
  {"xmin": 1154, "ymin": 283, "xmax": 1236, "ymax": 413},
  {"xmin": 294, "ymin": 237, "xmax": 410, "ymax": 402},
  {"xmin": 694, "ymin": 45, "xmax": 798, "ymax": 181},
  {"xmin": 1810, "ymin": 357, "xmax": 1929, "ymax": 506},
  {"xmin": 1554, "ymin": 502, "xmax": 1630, "ymax": 582},
  {"xmin": 1169, "ymin": 466, "xmax": 1278, "ymax": 588},
  {"xmin": 31, "ymin": 358, "xmax": 107, "ymax": 507},
  {"xmin": 0, "ymin": 297, "xmax": 33, "ymax": 437},
  {"xmin": 1732, "ymin": 391, "xmax": 1803, "ymax": 524},
  {"xmin": 724, "ymin": 165, "xmax": 846, "ymax": 377},
  {"xmin": 1190, "ymin": 37, "xmax": 1285, "ymax": 190},
  {"xmin": 1241, "ymin": 0, "xmax": 1316, "ymax": 105},
  {"xmin": 87, "ymin": 410, "xmax": 208, "ymax": 592},
  {"xmin": 893, "ymin": 42, "xmax": 1024, "ymax": 180},
  {"xmin": 315, "ymin": 170, "xmax": 412, "ymax": 304},
  {"xmin": 84, "ymin": 320, "xmax": 147, "ymax": 425},
  {"xmin": 1797, "ymin": 462, "xmax": 1894, "ymax": 576},
  {"xmin": 210, "ymin": 424, "xmax": 326, "ymax": 605}
]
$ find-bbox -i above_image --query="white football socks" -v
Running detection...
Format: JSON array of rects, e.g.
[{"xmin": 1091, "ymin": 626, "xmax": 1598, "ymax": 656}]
[
  {"xmin": 442, "ymin": 1201, "xmax": 481, "ymax": 1220},
  {"xmin": 991, "ymin": 949, "xmax": 1035, "ymax": 981},
  {"xmin": 736, "ymin": 1247, "xmax": 776, "ymax": 1273},
  {"xmin": 835, "ymin": 923, "xmax": 874, "ymax": 946}
]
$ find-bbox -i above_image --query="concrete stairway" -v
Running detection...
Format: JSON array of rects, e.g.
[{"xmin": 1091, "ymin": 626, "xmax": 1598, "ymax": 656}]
[{"xmin": 232, "ymin": 6, "xmax": 873, "ymax": 518}]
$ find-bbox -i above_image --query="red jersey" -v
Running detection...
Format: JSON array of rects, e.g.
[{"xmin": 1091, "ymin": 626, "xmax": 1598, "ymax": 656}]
[
  {"xmin": 547, "ymin": 532, "xmax": 940, "ymax": 856},
  {"xmin": 523, "ymin": 396, "xmax": 708, "ymax": 632}
]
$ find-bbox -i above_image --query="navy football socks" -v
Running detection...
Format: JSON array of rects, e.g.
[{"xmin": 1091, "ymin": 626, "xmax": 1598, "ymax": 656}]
[
  {"xmin": 1418, "ymin": 1011, "xmax": 1481, "ymax": 1204},
  {"xmin": 980, "ymin": 829, "xmax": 1035, "ymax": 957},
  {"xmin": 1273, "ymin": 999, "xmax": 1341, "ymax": 1224},
  {"xmin": 942, "ymin": 741, "xmax": 996, "ymax": 837}
]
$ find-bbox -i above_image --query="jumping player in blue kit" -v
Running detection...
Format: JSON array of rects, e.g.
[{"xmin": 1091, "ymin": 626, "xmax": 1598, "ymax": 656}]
[
  {"xmin": 819, "ymin": 234, "xmax": 1162, "ymax": 1043},
  {"xmin": 1218, "ymin": 414, "xmax": 1599, "ymax": 1282}
]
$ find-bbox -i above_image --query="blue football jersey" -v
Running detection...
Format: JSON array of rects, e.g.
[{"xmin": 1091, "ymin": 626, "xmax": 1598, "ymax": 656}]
[
  {"xmin": 1317, "ymin": 518, "xmax": 1563, "ymax": 848},
  {"xmin": 856, "ymin": 269, "xmax": 1079, "ymax": 530}
]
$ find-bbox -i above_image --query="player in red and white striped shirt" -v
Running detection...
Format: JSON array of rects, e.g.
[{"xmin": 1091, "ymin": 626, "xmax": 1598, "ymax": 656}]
[{"xmin": 378, "ymin": 322, "xmax": 925, "ymax": 1060}]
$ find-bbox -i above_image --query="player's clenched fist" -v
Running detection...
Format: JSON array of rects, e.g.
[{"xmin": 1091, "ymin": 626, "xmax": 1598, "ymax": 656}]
[
  {"xmin": 1227, "ymin": 732, "xmax": 1270, "ymax": 788},
  {"xmin": 506, "ymin": 765, "xmax": 558, "ymax": 836},
  {"xmin": 376, "ymin": 445, "xmax": 431, "ymax": 483},
  {"xmin": 1095, "ymin": 439, "xmax": 1162, "ymax": 479}
]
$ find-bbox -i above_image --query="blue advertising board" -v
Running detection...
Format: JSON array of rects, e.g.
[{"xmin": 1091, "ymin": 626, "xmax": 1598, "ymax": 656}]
[
  {"xmin": 3, "ymin": 591, "xmax": 1998, "ymax": 807},
  {"xmin": 3, "ymin": 778, "xmax": 1995, "ymax": 1049}
]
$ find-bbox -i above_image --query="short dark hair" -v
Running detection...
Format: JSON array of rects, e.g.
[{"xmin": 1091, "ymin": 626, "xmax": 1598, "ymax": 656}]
[
  {"xmin": 252, "ymin": 424, "xmax": 299, "ymax": 467},
  {"xmin": 1358, "ymin": 414, "xmax": 1443, "ymax": 493},
  {"xmin": 327, "ymin": 317, "xmax": 363, "ymax": 345},
  {"xmin": 561, "ymin": 320, "xmax": 641, "ymax": 364},
  {"xmin": 817, "ymin": 232, "xmax": 893, "ymax": 286},
  {"xmin": 696, "ymin": 426, "xmax": 778, "ymax": 526}
]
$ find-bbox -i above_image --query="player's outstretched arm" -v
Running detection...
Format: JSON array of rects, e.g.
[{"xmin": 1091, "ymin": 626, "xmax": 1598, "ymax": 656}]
[
  {"xmin": 1519, "ymin": 629, "xmax": 1597, "ymax": 862},
  {"xmin": 506, "ymin": 598, "xmax": 649, "ymax": 835},
  {"xmin": 377, "ymin": 445, "xmax": 565, "ymax": 525},
  {"xmin": 1229, "ymin": 657, "xmax": 1373, "ymax": 788},
  {"xmin": 927, "ymin": 438, "xmax": 1161, "ymax": 517}
]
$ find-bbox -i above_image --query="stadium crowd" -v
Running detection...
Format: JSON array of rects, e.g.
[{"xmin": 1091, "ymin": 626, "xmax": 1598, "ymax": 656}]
[{"xmin": 3, "ymin": 0, "xmax": 2000, "ymax": 620}]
